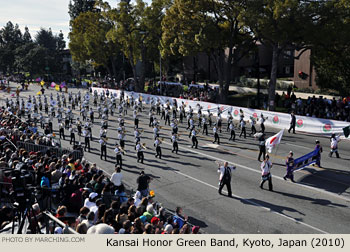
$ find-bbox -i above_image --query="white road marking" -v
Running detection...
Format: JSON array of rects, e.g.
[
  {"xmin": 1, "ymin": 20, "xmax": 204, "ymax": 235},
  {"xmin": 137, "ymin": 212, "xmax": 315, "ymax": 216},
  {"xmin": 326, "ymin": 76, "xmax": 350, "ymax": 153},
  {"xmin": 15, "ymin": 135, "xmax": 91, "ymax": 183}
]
[
  {"xmin": 174, "ymin": 170, "xmax": 328, "ymax": 234},
  {"xmin": 163, "ymin": 141, "xmax": 350, "ymax": 202},
  {"xmin": 203, "ymin": 143, "xmax": 220, "ymax": 148}
]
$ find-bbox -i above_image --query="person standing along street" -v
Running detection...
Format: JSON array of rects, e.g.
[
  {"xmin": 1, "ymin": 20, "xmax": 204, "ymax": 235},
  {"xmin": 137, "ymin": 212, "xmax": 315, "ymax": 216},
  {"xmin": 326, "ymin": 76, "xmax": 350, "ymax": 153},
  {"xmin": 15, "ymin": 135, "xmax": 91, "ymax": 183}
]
[
  {"xmin": 137, "ymin": 171, "xmax": 152, "ymax": 198},
  {"xmin": 260, "ymin": 155, "xmax": 273, "ymax": 191},
  {"xmin": 217, "ymin": 162, "xmax": 236, "ymax": 197},
  {"xmin": 288, "ymin": 112, "xmax": 296, "ymax": 134}
]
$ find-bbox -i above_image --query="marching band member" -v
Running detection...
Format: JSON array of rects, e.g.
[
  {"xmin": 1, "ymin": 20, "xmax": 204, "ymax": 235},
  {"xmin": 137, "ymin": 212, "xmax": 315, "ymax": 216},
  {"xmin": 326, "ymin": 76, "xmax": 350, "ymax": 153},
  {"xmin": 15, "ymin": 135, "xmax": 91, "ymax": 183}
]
[
  {"xmin": 99, "ymin": 136, "xmax": 108, "ymax": 160},
  {"xmin": 134, "ymin": 110, "xmax": 139, "ymax": 128},
  {"xmin": 81, "ymin": 107, "xmax": 86, "ymax": 121},
  {"xmin": 165, "ymin": 108, "xmax": 170, "ymax": 126},
  {"xmin": 171, "ymin": 132, "xmax": 179, "ymax": 154},
  {"xmin": 85, "ymin": 119, "xmax": 93, "ymax": 141},
  {"xmin": 191, "ymin": 126, "xmax": 198, "ymax": 149},
  {"xmin": 213, "ymin": 124, "xmax": 220, "ymax": 144},
  {"xmin": 89, "ymin": 108, "xmax": 94, "ymax": 123},
  {"xmin": 171, "ymin": 120, "xmax": 178, "ymax": 134},
  {"xmin": 83, "ymin": 127, "xmax": 91, "ymax": 152},
  {"xmin": 97, "ymin": 105, "xmax": 102, "ymax": 119},
  {"xmin": 69, "ymin": 124, "xmax": 76, "ymax": 145},
  {"xmin": 239, "ymin": 119, "xmax": 247, "ymax": 139},
  {"xmin": 227, "ymin": 114, "xmax": 233, "ymax": 132},
  {"xmin": 179, "ymin": 104, "xmax": 185, "ymax": 123},
  {"xmin": 134, "ymin": 127, "xmax": 141, "ymax": 143},
  {"xmin": 208, "ymin": 112, "xmax": 212, "ymax": 128},
  {"xmin": 59, "ymin": 121, "xmax": 65, "ymax": 140},
  {"xmin": 76, "ymin": 117, "xmax": 82, "ymax": 136},
  {"xmin": 154, "ymin": 137, "xmax": 162, "ymax": 159},
  {"xmin": 153, "ymin": 125, "xmax": 160, "ymax": 140},
  {"xmin": 148, "ymin": 110, "xmax": 154, "ymax": 127},
  {"xmin": 114, "ymin": 144, "xmax": 123, "ymax": 167},
  {"xmin": 260, "ymin": 113, "xmax": 267, "ymax": 133},
  {"xmin": 250, "ymin": 116, "xmax": 257, "ymax": 135},
  {"xmin": 217, "ymin": 114, "xmax": 222, "ymax": 133},
  {"xmin": 228, "ymin": 121, "xmax": 235, "ymax": 141},
  {"xmin": 202, "ymin": 116, "xmax": 208, "ymax": 135},
  {"xmin": 135, "ymin": 142, "xmax": 145, "ymax": 163},
  {"xmin": 118, "ymin": 130, "xmax": 126, "ymax": 149}
]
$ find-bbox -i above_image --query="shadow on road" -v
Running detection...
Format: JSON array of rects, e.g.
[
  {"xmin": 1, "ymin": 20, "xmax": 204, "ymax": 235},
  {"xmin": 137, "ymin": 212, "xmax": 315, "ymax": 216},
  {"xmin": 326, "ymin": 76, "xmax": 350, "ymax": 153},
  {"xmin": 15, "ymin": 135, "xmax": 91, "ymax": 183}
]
[
  {"xmin": 298, "ymin": 168, "xmax": 350, "ymax": 195},
  {"xmin": 272, "ymin": 190, "xmax": 348, "ymax": 208}
]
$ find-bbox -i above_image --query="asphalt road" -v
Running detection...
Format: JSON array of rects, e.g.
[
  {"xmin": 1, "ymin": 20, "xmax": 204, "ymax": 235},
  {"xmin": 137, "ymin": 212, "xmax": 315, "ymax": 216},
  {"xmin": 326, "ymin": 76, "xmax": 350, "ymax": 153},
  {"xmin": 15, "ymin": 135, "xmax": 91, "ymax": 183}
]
[{"xmin": 2, "ymin": 83, "xmax": 350, "ymax": 234}]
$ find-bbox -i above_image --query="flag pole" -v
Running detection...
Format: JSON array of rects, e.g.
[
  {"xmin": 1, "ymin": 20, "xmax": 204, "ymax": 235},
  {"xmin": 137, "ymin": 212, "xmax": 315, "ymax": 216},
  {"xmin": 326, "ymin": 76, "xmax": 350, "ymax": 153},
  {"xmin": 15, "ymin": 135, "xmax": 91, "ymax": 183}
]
[{"xmin": 271, "ymin": 129, "xmax": 284, "ymax": 167}]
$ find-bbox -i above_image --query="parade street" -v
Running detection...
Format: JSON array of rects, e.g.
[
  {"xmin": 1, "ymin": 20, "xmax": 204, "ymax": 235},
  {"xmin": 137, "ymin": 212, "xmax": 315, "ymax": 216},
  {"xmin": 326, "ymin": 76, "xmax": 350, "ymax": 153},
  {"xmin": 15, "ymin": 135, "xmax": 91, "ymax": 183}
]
[{"xmin": 2, "ymin": 83, "xmax": 350, "ymax": 234}]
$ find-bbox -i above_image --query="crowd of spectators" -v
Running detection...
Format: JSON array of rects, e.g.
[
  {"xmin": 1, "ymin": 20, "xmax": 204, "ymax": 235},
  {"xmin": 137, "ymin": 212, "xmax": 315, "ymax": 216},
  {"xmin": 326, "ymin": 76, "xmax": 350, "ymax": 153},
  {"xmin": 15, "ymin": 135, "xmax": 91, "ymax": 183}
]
[
  {"xmin": 276, "ymin": 92, "xmax": 350, "ymax": 121},
  {"xmin": 0, "ymin": 108, "xmax": 200, "ymax": 234}
]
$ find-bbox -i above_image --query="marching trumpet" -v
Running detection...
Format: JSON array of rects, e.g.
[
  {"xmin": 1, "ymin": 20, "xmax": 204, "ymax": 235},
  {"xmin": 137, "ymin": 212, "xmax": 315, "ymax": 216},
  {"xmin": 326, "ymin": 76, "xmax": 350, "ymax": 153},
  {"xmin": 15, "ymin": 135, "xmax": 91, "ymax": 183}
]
[{"xmin": 141, "ymin": 143, "xmax": 147, "ymax": 149}]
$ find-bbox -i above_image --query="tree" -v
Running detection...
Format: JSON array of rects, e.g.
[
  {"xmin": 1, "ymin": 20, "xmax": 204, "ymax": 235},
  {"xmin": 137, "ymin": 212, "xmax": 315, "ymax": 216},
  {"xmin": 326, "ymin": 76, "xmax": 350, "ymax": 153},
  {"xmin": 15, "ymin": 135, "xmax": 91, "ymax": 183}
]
[
  {"xmin": 107, "ymin": 0, "xmax": 168, "ymax": 92},
  {"xmin": 161, "ymin": 0, "xmax": 255, "ymax": 103},
  {"xmin": 311, "ymin": 0, "xmax": 350, "ymax": 94},
  {"xmin": 243, "ymin": 0, "xmax": 319, "ymax": 110},
  {"xmin": 69, "ymin": 0, "xmax": 96, "ymax": 21},
  {"xmin": 23, "ymin": 26, "xmax": 32, "ymax": 43},
  {"xmin": 35, "ymin": 28, "xmax": 67, "ymax": 75},
  {"xmin": 0, "ymin": 21, "xmax": 23, "ymax": 73},
  {"xmin": 69, "ymin": 10, "xmax": 120, "ymax": 77}
]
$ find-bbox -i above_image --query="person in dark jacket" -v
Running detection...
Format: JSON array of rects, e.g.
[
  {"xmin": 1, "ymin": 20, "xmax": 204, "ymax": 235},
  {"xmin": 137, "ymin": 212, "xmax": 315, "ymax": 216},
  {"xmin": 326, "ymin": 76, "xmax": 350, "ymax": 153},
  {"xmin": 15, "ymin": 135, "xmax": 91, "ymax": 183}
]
[{"xmin": 288, "ymin": 112, "xmax": 296, "ymax": 134}]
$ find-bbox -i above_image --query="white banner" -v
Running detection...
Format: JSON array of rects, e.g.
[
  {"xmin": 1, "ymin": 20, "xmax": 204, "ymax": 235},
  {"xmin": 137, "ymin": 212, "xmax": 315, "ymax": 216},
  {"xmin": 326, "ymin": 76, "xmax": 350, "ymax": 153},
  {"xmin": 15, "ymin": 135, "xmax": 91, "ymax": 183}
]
[{"xmin": 92, "ymin": 87, "xmax": 350, "ymax": 137}]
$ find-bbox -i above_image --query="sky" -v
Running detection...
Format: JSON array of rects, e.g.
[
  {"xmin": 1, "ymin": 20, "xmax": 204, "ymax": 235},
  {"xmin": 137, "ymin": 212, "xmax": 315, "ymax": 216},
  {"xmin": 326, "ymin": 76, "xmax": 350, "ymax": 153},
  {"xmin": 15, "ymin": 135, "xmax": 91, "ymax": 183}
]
[{"xmin": 0, "ymin": 0, "xmax": 151, "ymax": 42}]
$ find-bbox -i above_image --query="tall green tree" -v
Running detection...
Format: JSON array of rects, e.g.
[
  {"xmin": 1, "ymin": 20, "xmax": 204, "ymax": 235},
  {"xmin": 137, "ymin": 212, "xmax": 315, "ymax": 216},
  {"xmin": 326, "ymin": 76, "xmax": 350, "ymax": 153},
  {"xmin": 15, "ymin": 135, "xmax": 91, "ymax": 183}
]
[
  {"xmin": 107, "ymin": 0, "xmax": 168, "ymax": 92},
  {"xmin": 68, "ymin": 0, "xmax": 96, "ymax": 21},
  {"xmin": 0, "ymin": 21, "xmax": 23, "ymax": 73},
  {"xmin": 311, "ymin": 0, "xmax": 350, "ymax": 94},
  {"xmin": 243, "ymin": 0, "xmax": 319, "ymax": 110},
  {"xmin": 69, "ymin": 10, "xmax": 120, "ymax": 77},
  {"xmin": 161, "ymin": 0, "xmax": 255, "ymax": 103},
  {"xmin": 35, "ymin": 28, "xmax": 67, "ymax": 75}
]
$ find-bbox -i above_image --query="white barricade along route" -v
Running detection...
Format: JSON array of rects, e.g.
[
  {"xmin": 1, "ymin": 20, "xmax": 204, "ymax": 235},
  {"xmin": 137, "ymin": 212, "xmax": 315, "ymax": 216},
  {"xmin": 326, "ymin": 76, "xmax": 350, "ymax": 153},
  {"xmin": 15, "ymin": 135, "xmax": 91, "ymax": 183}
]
[{"xmin": 91, "ymin": 87, "xmax": 350, "ymax": 137}]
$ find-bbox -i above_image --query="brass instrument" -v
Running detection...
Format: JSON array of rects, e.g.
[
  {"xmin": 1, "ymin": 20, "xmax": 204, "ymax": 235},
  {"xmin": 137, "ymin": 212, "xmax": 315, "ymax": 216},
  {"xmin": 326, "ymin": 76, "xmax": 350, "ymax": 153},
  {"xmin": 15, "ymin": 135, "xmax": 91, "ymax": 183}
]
[
  {"xmin": 141, "ymin": 143, "xmax": 147, "ymax": 149},
  {"xmin": 215, "ymin": 160, "xmax": 222, "ymax": 166},
  {"xmin": 120, "ymin": 147, "xmax": 126, "ymax": 155}
]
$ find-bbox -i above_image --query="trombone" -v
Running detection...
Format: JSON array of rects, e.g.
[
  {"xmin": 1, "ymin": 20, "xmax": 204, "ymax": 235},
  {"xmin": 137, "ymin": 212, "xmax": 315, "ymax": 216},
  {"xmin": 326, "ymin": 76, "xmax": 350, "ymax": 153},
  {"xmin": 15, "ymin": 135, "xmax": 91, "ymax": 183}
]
[{"xmin": 120, "ymin": 147, "xmax": 126, "ymax": 155}]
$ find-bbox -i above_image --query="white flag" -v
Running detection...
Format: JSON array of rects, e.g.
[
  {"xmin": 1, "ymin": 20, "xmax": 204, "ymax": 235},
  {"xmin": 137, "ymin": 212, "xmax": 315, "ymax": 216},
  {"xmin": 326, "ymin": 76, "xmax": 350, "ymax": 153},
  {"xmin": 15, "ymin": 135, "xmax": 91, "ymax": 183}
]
[{"xmin": 265, "ymin": 129, "xmax": 284, "ymax": 153}]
